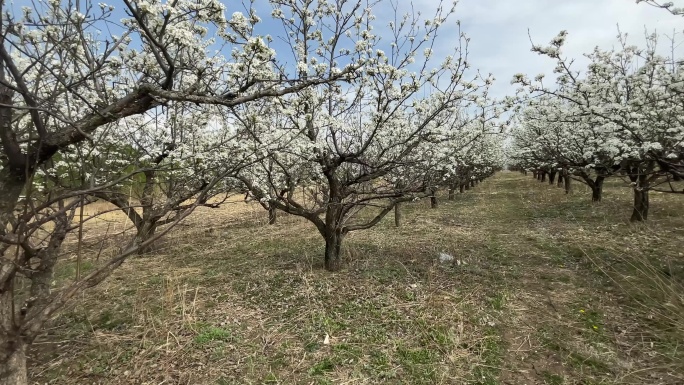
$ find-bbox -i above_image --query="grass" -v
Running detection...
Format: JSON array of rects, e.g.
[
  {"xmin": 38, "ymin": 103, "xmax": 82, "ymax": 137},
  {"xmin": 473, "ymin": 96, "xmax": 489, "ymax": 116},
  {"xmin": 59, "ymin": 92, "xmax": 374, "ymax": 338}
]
[
  {"xmin": 194, "ymin": 325, "xmax": 233, "ymax": 345},
  {"xmin": 27, "ymin": 172, "xmax": 684, "ymax": 384}
]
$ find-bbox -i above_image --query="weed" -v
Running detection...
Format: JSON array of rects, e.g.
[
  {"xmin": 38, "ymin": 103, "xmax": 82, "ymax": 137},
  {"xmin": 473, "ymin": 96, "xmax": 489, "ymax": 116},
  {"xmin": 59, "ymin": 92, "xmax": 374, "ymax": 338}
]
[
  {"xmin": 194, "ymin": 326, "xmax": 232, "ymax": 345},
  {"xmin": 308, "ymin": 358, "xmax": 335, "ymax": 376}
]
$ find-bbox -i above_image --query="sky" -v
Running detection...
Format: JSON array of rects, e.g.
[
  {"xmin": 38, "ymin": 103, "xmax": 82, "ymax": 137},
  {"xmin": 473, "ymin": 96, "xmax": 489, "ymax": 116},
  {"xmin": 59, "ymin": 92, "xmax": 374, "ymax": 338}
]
[
  {"xmin": 439, "ymin": 0, "xmax": 684, "ymax": 99},
  {"xmin": 255, "ymin": 0, "xmax": 684, "ymax": 101},
  {"xmin": 7, "ymin": 0, "xmax": 681, "ymax": 101}
]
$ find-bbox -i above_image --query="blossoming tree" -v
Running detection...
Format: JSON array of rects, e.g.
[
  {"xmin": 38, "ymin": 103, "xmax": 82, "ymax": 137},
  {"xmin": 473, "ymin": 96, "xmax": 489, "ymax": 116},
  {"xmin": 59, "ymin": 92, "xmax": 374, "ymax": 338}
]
[
  {"xmin": 0, "ymin": 0, "xmax": 379, "ymax": 382},
  {"xmin": 234, "ymin": 0, "xmax": 502, "ymax": 271},
  {"xmin": 510, "ymin": 96, "xmax": 624, "ymax": 201},
  {"xmin": 512, "ymin": 30, "xmax": 684, "ymax": 220}
]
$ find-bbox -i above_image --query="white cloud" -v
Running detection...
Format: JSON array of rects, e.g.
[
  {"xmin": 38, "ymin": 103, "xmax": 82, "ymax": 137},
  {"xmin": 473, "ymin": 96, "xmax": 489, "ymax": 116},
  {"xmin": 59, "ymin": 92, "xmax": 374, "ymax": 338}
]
[{"xmin": 448, "ymin": 0, "xmax": 684, "ymax": 98}]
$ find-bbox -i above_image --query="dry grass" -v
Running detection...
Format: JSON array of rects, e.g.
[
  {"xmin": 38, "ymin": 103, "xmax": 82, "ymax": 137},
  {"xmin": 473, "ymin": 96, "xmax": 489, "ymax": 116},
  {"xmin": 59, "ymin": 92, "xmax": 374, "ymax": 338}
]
[{"xmin": 27, "ymin": 172, "xmax": 684, "ymax": 384}]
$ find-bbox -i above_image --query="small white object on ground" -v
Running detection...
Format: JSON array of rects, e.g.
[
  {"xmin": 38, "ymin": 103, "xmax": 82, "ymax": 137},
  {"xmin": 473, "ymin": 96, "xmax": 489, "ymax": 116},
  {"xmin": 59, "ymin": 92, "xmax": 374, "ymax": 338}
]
[{"xmin": 438, "ymin": 252, "xmax": 454, "ymax": 263}]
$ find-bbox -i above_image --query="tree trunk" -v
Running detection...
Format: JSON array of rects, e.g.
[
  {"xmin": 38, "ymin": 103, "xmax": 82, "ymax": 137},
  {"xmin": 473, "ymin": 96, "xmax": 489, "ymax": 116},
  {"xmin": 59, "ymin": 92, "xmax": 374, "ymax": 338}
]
[
  {"xmin": 459, "ymin": 184, "xmax": 465, "ymax": 193},
  {"xmin": 324, "ymin": 228, "xmax": 343, "ymax": 271},
  {"xmin": 564, "ymin": 172, "xmax": 572, "ymax": 194},
  {"xmin": 135, "ymin": 170, "xmax": 159, "ymax": 254},
  {"xmin": 1, "ymin": 280, "xmax": 28, "ymax": 385},
  {"xmin": 0, "ymin": 169, "xmax": 25, "ymax": 232},
  {"xmin": 591, "ymin": 178, "xmax": 604, "ymax": 202},
  {"xmin": 28, "ymin": 209, "xmax": 69, "ymax": 315},
  {"xmin": 268, "ymin": 205, "xmax": 277, "ymax": 225},
  {"xmin": 629, "ymin": 172, "xmax": 650, "ymax": 222},
  {"xmin": 0, "ymin": 165, "xmax": 29, "ymax": 385},
  {"xmin": 541, "ymin": 172, "xmax": 546, "ymax": 183},
  {"xmin": 470, "ymin": 180, "xmax": 475, "ymax": 188},
  {"xmin": 626, "ymin": 163, "xmax": 653, "ymax": 222},
  {"xmin": 630, "ymin": 188, "xmax": 649, "ymax": 222},
  {"xmin": 135, "ymin": 220, "xmax": 158, "ymax": 254},
  {"xmin": 394, "ymin": 203, "xmax": 402, "ymax": 227},
  {"xmin": 430, "ymin": 196, "xmax": 438, "ymax": 209},
  {"xmin": 465, "ymin": 183, "xmax": 470, "ymax": 191},
  {"xmin": 448, "ymin": 188, "xmax": 455, "ymax": 201},
  {"xmin": 0, "ymin": 76, "xmax": 25, "ymax": 231},
  {"xmin": 549, "ymin": 171, "xmax": 557, "ymax": 184},
  {"xmin": 0, "ymin": 340, "xmax": 27, "ymax": 385},
  {"xmin": 322, "ymin": 178, "xmax": 345, "ymax": 272}
]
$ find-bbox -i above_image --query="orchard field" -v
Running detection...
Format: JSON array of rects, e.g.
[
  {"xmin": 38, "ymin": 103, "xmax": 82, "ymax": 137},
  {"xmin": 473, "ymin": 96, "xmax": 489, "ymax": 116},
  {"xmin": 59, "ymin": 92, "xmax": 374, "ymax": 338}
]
[
  {"xmin": 3, "ymin": 0, "xmax": 684, "ymax": 384},
  {"xmin": 27, "ymin": 172, "xmax": 684, "ymax": 385}
]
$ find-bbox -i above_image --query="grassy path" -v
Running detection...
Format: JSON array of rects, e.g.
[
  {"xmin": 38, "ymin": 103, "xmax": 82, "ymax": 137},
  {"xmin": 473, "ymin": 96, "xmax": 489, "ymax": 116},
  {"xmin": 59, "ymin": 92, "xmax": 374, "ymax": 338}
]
[{"xmin": 471, "ymin": 173, "xmax": 684, "ymax": 385}]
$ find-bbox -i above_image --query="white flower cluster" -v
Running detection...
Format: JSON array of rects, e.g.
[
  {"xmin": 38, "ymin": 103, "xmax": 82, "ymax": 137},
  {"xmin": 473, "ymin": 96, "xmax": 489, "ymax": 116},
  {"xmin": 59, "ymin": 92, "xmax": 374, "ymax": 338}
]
[
  {"xmin": 8, "ymin": 0, "xmax": 506, "ymax": 241},
  {"xmin": 228, "ymin": 1, "xmax": 506, "ymax": 213},
  {"xmin": 511, "ymin": 29, "xmax": 684, "ymax": 198}
]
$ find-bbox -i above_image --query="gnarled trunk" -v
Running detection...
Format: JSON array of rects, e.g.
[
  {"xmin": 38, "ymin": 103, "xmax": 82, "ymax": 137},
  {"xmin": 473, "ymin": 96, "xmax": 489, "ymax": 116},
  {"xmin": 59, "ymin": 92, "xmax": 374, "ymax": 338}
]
[
  {"xmin": 394, "ymin": 202, "xmax": 402, "ymax": 227},
  {"xmin": 556, "ymin": 173, "xmax": 563, "ymax": 187},
  {"xmin": 134, "ymin": 170, "xmax": 159, "ymax": 254},
  {"xmin": 0, "ymin": 280, "xmax": 28, "ymax": 385},
  {"xmin": 0, "ymin": 169, "xmax": 25, "ymax": 232},
  {"xmin": 0, "ymin": 339, "xmax": 27, "ymax": 385},
  {"xmin": 0, "ymin": 78, "xmax": 24, "ymax": 231},
  {"xmin": 548, "ymin": 171, "xmax": 557, "ymax": 185},
  {"xmin": 578, "ymin": 172, "xmax": 604, "ymax": 202},
  {"xmin": 430, "ymin": 188, "xmax": 438, "ymax": 209},
  {"xmin": 0, "ymin": 205, "xmax": 70, "ymax": 385},
  {"xmin": 630, "ymin": 187, "xmax": 649, "ymax": 222},
  {"xmin": 89, "ymin": 193, "xmax": 159, "ymax": 254},
  {"xmin": 591, "ymin": 185, "xmax": 602, "ymax": 202},
  {"xmin": 629, "ymin": 170, "xmax": 650, "ymax": 222},
  {"xmin": 322, "ymin": 179, "xmax": 345, "ymax": 272},
  {"xmin": 626, "ymin": 164, "xmax": 653, "ymax": 222},
  {"xmin": 0, "ymin": 169, "xmax": 29, "ymax": 385},
  {"xmin": 268, "ymin": 205, "xmax": 277, "ymax": 225},
  {"xmin": 540, "ymin": 172, "xmax": 547, "ymax": 183},
  {"xmin": 591, "ymin": 176, "xmax": 604, "ymax": 202},
  {"xmin": 135, "ymin": 220, "xmax": 159, "ymax": 254},
  {"xmin": 564, "ymin": 172, "xmax": 572, "ymax": 194},
  {"xmin": 324, "ymin": 228, "xmax": 343, "ymax": 271}
]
